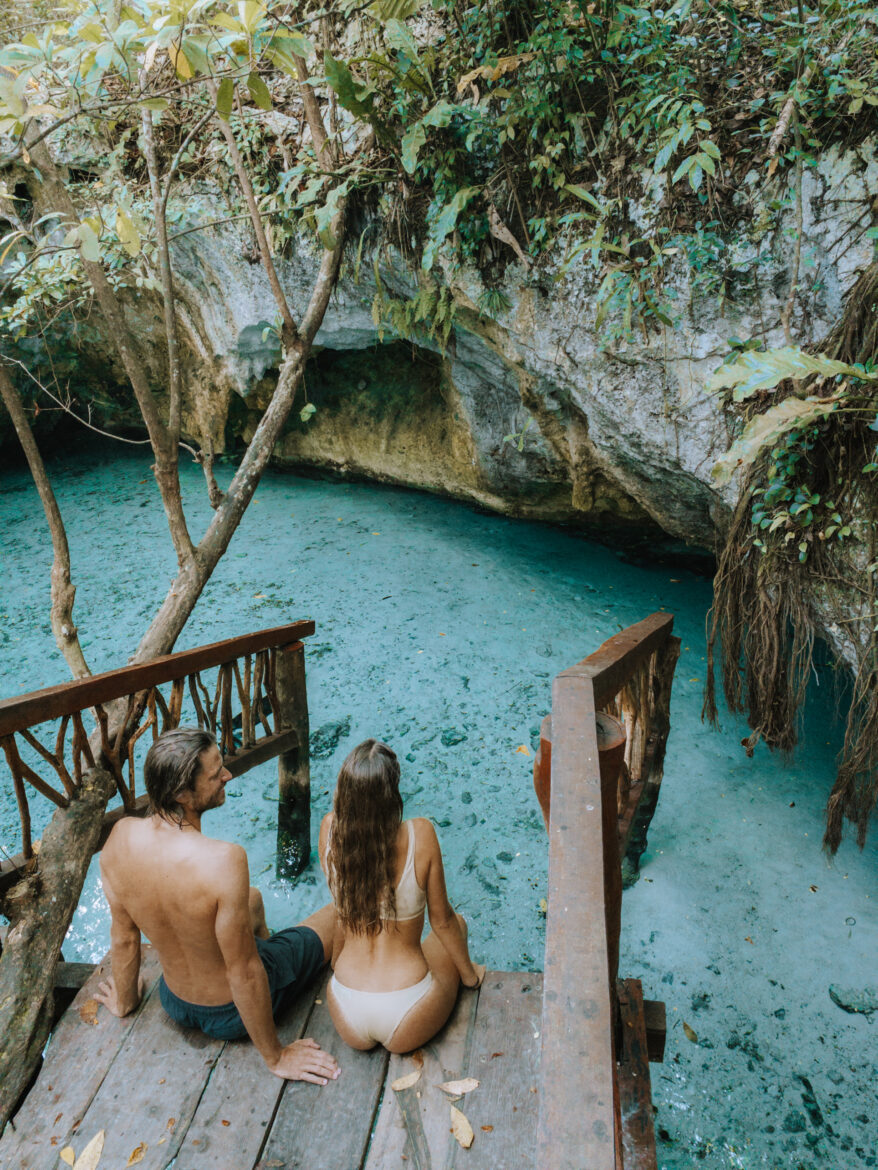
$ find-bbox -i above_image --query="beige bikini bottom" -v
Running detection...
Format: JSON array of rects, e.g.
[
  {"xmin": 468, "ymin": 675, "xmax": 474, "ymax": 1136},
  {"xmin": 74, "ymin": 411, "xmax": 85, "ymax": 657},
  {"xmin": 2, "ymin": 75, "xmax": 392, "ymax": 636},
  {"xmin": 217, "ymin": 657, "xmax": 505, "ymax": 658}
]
[{"xmin": 329, "ymin": 972, "xmax": 433, "ymax": 1048}]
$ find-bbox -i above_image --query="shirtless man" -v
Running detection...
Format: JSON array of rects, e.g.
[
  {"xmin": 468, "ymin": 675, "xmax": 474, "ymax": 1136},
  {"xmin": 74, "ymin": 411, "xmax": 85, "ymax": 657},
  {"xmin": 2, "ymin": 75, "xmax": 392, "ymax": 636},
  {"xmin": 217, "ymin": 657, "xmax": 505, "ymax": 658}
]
[{"xmin": 95, "ymin": 725, "xmax": 340, "ymax": 1084}]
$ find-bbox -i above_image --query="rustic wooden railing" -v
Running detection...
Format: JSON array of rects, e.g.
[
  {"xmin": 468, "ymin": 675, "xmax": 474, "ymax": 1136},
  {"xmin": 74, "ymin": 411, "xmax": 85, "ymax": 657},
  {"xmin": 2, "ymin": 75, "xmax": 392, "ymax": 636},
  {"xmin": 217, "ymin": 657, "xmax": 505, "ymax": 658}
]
[
  {"xmin": 533, "ymin": 611, "xmax": 680, "ymax": 1170},
  {"xmin": 0, "ymin": 620, "xmax": 315, "ymax": 894}
]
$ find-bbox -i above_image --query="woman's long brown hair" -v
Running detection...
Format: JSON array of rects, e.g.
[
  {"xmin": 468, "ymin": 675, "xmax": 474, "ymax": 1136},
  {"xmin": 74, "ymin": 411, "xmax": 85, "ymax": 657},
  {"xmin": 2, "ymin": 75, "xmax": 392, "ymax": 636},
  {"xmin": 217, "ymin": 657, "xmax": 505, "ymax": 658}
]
[{"xmin": 327, "ymin": 739, "xmax": 403, "ymax": 935}]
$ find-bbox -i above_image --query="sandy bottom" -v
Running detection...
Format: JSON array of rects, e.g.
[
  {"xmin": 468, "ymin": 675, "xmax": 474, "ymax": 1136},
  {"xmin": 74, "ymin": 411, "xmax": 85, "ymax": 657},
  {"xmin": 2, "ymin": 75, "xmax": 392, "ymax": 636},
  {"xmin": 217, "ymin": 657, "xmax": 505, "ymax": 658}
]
[{"xmin": 0, "ymin": 443, "xmax": 876, "ymax": 1169}]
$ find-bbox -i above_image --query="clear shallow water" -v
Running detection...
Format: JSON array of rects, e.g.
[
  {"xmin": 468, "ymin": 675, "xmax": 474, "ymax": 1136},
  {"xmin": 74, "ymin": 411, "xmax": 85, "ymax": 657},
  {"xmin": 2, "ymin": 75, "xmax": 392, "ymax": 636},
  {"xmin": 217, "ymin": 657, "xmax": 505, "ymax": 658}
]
[{"xmin": 1, "ymin": 441, "xmax": 876, "ymax": 1169}]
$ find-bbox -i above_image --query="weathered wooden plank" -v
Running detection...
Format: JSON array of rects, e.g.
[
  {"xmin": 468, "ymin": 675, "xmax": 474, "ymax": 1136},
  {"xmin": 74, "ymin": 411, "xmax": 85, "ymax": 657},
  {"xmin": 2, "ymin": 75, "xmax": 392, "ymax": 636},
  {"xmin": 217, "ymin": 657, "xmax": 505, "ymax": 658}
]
[
  {"xmin": 448, "ymin": 972, "xmax": 542, "ymax": 1170},
  {"xmin": 537, "ymin": 672, "xmax": 616, "ymax": 1170},
  {"xmin": 59, "ymin": 973, "xmax": 224, "ymax": 1170},
  {"xmin": 560, "ymin": 612, "xmax": 674, "ymax": 709},
  {"xmin": 173, "ymin": 970, "xmax": 325, "ymax": 1170},
  {"xmin": 0, "ymin": 946, "xmax": 162, "ymax": 1170},
  {"xmin": 260, "ymin": 985, "xmax": 389, "ymax": 1169},
  {"xmin": 617, "ymin": 980, "xmax": 658, "ymax": 1170},
  {"xmin": 0, "ymin": 621, "xmax": 315, "ymax": 737},
  {"xmin": 363, "ymin": 984, "xmax": 480, "ymax": 1170}
]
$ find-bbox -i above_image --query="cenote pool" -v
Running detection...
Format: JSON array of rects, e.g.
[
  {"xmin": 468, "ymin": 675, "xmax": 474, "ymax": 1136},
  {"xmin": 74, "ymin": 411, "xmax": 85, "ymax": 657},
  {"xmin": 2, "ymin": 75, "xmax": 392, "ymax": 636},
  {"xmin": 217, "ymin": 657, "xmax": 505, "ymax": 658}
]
[{"xmin": 1, "ymin": 441, "xmax": 876, "ymax": 1170}]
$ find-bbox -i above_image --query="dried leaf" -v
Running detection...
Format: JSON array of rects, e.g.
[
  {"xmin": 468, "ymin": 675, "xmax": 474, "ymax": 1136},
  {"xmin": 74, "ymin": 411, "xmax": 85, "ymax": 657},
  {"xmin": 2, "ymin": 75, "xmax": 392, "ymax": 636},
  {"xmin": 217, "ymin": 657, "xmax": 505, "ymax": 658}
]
[
  {"xmin": 73, "ymin": 1129, "xmax": 105, "ymax": 1170},
  {"xmin": 391, "ymin": 1069, "xmax": 422, "ymax": 1091},
  {"xmin": 682, "ymin": 1021, "xmax": 698, "ymax": 1044},
  {"xmin": 60, "ymin": 1150, "xmax": 75, "ymax": 1167},
  {"xmin": 126, "ymin": 1143, "xmax": 146, "ymax": 1166},
  {"xmin": 78, "ymin": 1000, "xmax": 99, "ymax": 1026},
  {"xmin": 450, "ymin": 1105, "xmax": 474, "ymax": 1149},
  {"xmin": 438, "ymin": 1077, "xmax": 480, "ymax": 1095},
  {"xmin": 487, "ymin": 203, "xmax": 530, "ymax": 268},
  {"xmin": 411, "ymin": 1049, "xmax": 425, "ymax": 1068},
  {"xmin": 481, "ymin": 1125, "xmax": 494, "ymax": 1131},
  {"xmin": 490, "ymin": 1051, "xmax": 504, "ymax": 1059},
  {"xmin": 515, "ymin": 744, "xmax": 531, "ymax": 756}
]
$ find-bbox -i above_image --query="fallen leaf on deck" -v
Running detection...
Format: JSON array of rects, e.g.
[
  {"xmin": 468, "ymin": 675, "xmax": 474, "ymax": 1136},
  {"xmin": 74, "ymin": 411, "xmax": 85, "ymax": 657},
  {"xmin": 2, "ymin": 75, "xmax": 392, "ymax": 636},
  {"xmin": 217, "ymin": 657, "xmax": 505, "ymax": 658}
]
[
  {"xmin": 481, "ymin": 1125, "xmax": 494, "ymax": 1132},
  {"xmin": 126, "ymin": 1143, "xmax": 146, "ymax": 1165},
  {"xmin": 54, "ymin": 1112, "xmax": 63, "ymax": 1125},
  {"xmin": 391, "ymin": 1069, "xmax": 422, "ymax": 1091},
  {"xmin": 438, "ymin": 1078, "xmax": 480, "ymax": 1095},
  {"xmin": 515, "ymin": 745, "xmax": 531, "ymax": 756},
  {"xmin": 60, "ymin": 1150, "xmax": 75, "ymax": 1167},
  {"xmin": 221, "ymin": 1120, "xmax": 230, "ymax": 1126},
  {"xmin": 78, "ymin": 1001, "xmax": 99, "ymax": 1026},
  {"xmin": 72, "ymin": 1129, "xmax": 105, "ymax": 1170},
  {"xmin": 682, "ymin": 1022, "xmax": 698, "ymax": 1044},
  {"xmin": 411, "ymin": 1049, "xmax": 425, "ymax": 1068},
  {"xmin": 809, "ymin": 884, "xmax": 818, "ymax": 892},
  {"xmin": 450, "ymin": 1105, "xmax": 474, "ymax": 1149},
  {"xmin": 744, "ymin": 936, "xmax": 754, "ymax": 945},
  {"xmin": 490, "ymin": 1051, "xmax": 504, "ymax": 1059},
  {"xmin": 167, "ymin": 1118, "xmax": 176, "ymax": 1131}
]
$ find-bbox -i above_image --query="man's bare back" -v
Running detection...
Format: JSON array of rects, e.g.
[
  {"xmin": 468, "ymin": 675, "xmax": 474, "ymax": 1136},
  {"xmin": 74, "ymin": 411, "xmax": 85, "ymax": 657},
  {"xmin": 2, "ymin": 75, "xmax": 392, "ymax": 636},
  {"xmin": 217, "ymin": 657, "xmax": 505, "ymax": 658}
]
[{"xmin": 95, "ymin": 730, "xmax": 341, "ymax": 1084}]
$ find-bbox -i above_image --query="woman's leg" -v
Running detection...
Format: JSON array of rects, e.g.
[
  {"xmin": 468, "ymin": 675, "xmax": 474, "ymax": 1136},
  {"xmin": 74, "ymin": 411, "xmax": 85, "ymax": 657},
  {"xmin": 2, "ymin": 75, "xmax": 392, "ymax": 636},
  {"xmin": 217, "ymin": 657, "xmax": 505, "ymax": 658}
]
[{"xmin": 385, "ymin": 914, "xmax": 468, "ymax": 1054}]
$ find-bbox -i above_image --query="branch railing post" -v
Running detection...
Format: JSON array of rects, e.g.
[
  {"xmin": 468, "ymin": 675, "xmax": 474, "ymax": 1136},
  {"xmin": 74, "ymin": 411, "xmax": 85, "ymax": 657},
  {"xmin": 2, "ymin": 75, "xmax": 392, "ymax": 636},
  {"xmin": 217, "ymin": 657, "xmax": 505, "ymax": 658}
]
[
  {"xmin": 274, "ymin": 641, "xmax": 311, "ymax": 879},
  {"xmin": 536, "ymin": 611, "xmax": 678, "ymax": 1169}
]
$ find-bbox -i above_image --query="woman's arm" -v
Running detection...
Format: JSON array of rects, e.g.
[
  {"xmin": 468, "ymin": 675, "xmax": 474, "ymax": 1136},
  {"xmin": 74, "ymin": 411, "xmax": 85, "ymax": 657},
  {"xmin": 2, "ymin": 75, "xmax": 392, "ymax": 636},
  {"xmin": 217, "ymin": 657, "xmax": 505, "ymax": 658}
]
[{"xmin": 419, "ymin": 819, "xmax": 482, "ymax": 986}]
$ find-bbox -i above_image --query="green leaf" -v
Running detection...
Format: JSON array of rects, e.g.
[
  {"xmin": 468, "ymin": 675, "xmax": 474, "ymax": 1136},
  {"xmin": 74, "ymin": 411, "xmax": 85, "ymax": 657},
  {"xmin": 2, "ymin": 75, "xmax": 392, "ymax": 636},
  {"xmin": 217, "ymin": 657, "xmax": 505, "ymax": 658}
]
[
  {"xmin": 270, "ymin": 30, "xmax": 314, "ymax": 57},
  {"xmin": 247, "ymin": 72, "xmax": 272, "ymax": 109},
  {"xmin": 238, "ymin": 1, "xmax": 267, "ymax": 34},
  {"xmin": 563, "ymin": 184, "xmax": 602, "ymax": 213},
  {"xmin": 700, "ymin": 139, "xmax": 721, "ymax": 160},
  {"xmin": 383, "ymin": 18, "xmax": 420, "ymax": 62},
  {"xmin": 77, "ymin": 222, "xmax": 101, "ymax": 264},
  {"xmin": 708, "ymin": 347, "xmax": 878, "ymax": 400},
  {"xmin": 324, "ymin": 52, "xmax": 374, "ymax": 120},
  {"xmin": 370, "ymin": 0, "xmax": 424, "ymax": 20},
  {"xmin": 712, "ymin": 398, "xmax": 839, "ymax": 485},
  {"xmin": 672, "ymin": 155, "xmax": 695, "ymax": 183},
  {"xmin": 300, "ymin": 402, "xmax": 317, "ymax": 421},
  {"xmin": 140, "ymin": 97, "xmax": 169, "ymax": 111},
  {"xmin": 422, "ymin": 186, "xmax": 479, "ymax": 271},
  {"xmin": 216, "ymin": 77, "xmax": 235, "ymax": 120},
  {"xmin": 401, "ymin": 120, "xmax": 426, "ymax": 174}
]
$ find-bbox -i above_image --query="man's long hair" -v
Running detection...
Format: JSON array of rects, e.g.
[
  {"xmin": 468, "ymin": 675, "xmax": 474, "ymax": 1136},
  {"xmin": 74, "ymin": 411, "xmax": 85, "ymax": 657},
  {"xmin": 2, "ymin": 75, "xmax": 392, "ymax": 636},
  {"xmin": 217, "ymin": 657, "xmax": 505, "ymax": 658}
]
[
  {"xmin": 327, "ymin": 739, "xmax": 403, "ymax": 936},
  {"xmin": 144, "ymin": 726, "xmax": 215, "ymax": 822}
]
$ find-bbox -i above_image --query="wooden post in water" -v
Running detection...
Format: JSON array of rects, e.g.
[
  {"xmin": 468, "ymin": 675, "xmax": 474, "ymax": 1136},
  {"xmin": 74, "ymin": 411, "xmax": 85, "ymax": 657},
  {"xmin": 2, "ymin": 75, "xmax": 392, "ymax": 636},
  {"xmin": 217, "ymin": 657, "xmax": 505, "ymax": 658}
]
[{"xmin": 274, "ymin": 641, "xmax": 311, "ymax": 878}]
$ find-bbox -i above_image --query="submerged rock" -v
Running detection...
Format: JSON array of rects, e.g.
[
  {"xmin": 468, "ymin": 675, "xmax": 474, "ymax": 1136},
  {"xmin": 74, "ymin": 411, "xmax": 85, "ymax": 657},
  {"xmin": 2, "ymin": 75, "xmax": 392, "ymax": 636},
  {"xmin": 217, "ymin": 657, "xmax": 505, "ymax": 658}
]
[
  {"xmin": 829, "ymin": 985, "xmax": 878, "ymax": 1014},
  {"xmin": 310, "ymin": 716, "xmax": 352, "ymax": 759}
]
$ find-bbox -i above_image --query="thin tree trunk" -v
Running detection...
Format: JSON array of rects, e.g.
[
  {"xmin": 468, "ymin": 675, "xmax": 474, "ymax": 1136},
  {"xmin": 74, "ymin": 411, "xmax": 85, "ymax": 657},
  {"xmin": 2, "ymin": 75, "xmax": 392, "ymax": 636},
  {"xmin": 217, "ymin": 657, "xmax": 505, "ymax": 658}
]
[
  {"xmin": 0, "ymin": 767, "xmax": 115, "ymax": 1131},
  {"xmin": 24, "ymin": 137, "xmax": 195, "ymax": 569},
  {"xmin": 0, "ymin": 365, "xmax": 90, "ymax": 678}
]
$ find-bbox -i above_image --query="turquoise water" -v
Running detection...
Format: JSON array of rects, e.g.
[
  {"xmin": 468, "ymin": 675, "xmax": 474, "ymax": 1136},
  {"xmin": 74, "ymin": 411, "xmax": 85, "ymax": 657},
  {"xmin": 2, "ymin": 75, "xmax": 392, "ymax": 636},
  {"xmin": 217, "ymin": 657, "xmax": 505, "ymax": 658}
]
[{"xmin": 2, "ymin": 442, "xmax": 876, "ymax": 1169}]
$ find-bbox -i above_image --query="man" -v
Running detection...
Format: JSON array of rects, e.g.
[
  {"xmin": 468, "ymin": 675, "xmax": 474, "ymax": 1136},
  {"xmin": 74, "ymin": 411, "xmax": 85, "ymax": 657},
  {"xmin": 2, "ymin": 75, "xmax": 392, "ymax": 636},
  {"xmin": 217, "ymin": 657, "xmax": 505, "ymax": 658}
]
[{"xmin": 95, "ymin": 726, "xmax": 340, "ymax": 1084}]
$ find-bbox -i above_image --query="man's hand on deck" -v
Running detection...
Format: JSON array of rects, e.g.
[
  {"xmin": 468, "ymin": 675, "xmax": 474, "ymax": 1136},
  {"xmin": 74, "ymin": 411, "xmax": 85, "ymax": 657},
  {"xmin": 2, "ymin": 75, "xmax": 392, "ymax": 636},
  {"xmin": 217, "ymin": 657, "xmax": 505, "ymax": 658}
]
[
  {"xmin": 268, "ymin": 1038, "xmax": 340, "ymax": 1084},
  {"xmin": 93, "ymin": 973, "xmax": 145, "ymax": 1017}
]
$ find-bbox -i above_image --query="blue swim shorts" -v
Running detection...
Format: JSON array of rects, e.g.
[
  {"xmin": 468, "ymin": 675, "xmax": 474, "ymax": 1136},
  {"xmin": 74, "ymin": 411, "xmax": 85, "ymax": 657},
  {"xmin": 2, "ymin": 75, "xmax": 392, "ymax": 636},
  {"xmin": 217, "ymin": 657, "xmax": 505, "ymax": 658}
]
[{"xmin": 158, "ymin": 925, "xmax": 325, "ymax": 1041}]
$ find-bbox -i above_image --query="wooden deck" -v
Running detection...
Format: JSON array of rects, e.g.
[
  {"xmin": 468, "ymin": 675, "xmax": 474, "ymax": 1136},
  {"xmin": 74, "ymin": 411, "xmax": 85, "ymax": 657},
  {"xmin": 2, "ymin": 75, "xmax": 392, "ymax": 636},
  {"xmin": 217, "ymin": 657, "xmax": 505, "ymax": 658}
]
[{"xmin": 0, "ymin": 947, "xmax": 545, "ymax": 1170}]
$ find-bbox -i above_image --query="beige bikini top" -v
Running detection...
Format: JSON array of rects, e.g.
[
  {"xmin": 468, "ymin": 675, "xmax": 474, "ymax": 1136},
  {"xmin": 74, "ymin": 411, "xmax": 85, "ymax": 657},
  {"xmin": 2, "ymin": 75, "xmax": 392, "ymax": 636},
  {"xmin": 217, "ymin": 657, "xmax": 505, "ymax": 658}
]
[{"xmin": 326, "ymin": 819, "xmax": 426, "ymax": 922}]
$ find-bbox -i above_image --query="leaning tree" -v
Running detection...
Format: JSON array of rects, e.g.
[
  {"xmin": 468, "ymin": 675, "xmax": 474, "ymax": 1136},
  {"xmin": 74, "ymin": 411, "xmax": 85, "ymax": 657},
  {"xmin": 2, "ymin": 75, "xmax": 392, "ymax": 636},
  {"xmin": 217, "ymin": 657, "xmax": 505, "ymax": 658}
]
[{"xmin": 0, "ymin": 0, "xmax": 407, "ymax": 1122}]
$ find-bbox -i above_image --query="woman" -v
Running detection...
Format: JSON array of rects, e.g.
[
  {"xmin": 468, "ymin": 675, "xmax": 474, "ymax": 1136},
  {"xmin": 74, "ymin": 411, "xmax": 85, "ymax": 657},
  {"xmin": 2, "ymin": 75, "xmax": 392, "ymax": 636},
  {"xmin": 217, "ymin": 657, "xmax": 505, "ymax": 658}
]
[{"xmin": 319, "ymin": 738, "xmax": 485, "ymax": 1053}]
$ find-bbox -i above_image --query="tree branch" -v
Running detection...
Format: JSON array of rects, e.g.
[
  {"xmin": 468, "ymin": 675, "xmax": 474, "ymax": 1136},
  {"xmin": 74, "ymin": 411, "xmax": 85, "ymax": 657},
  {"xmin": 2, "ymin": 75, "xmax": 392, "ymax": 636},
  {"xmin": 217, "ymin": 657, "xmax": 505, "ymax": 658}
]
[
  {"xmin": 0, "ymin": 364, "xmax": 91, "ymax": 679},
  {"xmin": 206, "ymin": 79, "xmax": 300, "ymax": 350},
  {"xmin": 141, "ymin": 106, "xmax": 184, "ymax": 442},
  {"xmin": 24, "ymin": 136, "xmax": 196, "ymax": 568}
]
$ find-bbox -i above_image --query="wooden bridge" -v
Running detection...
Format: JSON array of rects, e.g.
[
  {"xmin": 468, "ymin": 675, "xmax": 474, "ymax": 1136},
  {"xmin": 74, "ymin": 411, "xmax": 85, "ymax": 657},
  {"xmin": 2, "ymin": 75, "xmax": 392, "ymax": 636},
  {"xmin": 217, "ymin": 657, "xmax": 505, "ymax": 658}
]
[{"xmin": 0, "ymin": 612, "xmax": 679, "ymax": 1169}]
